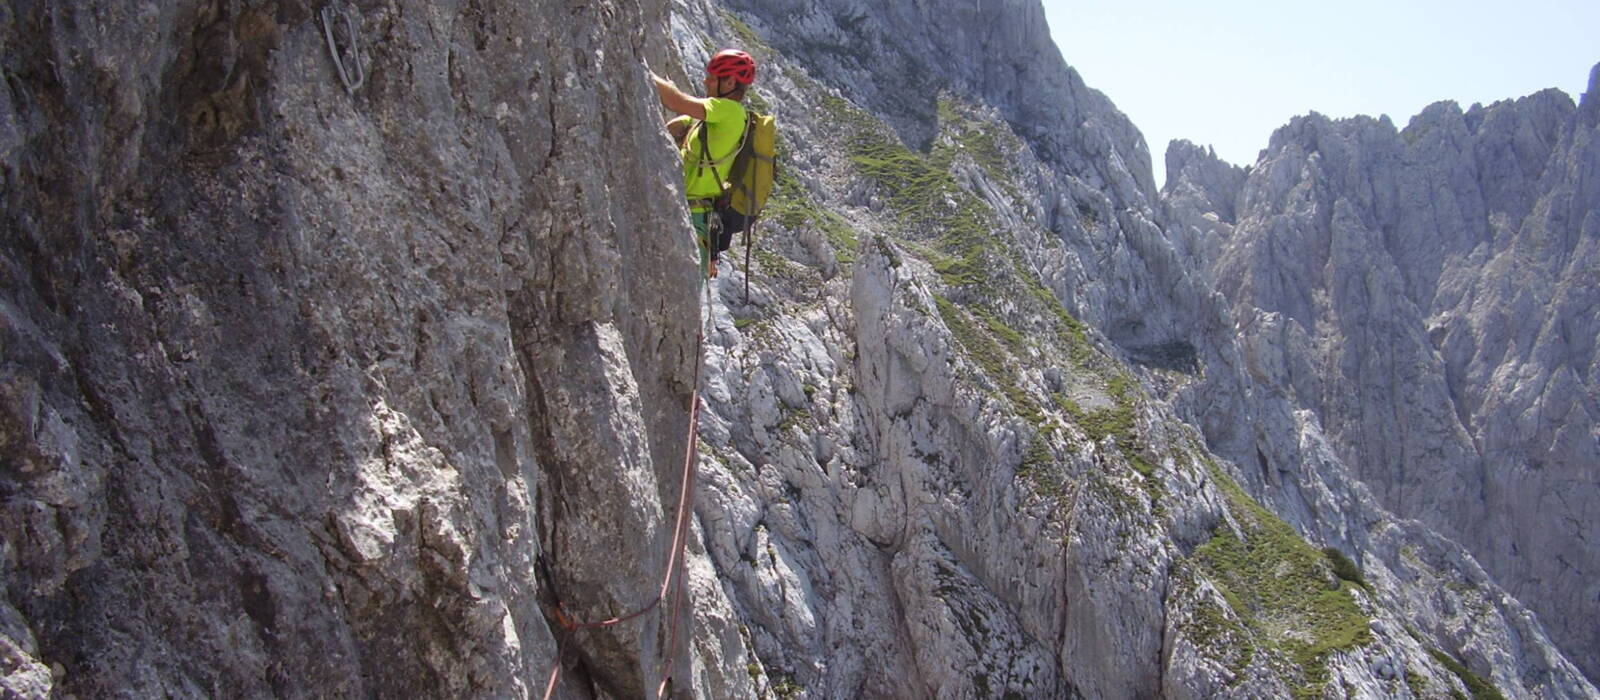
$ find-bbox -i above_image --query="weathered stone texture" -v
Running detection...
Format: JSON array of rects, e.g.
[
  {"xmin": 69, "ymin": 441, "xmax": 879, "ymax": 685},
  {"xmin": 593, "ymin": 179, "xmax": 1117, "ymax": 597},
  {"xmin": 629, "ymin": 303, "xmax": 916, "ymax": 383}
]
[{"xmin": 0, "ymin": 0, "xmax": 751, "ymax": 697}]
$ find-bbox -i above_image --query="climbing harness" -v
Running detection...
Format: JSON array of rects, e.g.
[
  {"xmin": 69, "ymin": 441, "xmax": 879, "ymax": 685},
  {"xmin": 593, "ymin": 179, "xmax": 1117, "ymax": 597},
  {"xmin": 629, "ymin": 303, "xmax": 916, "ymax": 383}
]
[
  {"xmin": 688, "ymin": 198, "xmax": 721, "ymax": 280},
  {"xmin": 690, "ymin": 120, "xmax": 741, "ymax": 288},
  {"xmin": 705, "ymin": 207, "xmax": 724, "ymax": 281},
  {"xmin": 540, "ymin": 279, "xmax": 714, "ymax": 700},
  {"xmin": 321, "ymin": 3, "xmax": 364, "ymax": 94},
  {"xmin": 688, "ymin": 109, "xmax": 776, "ymax": 303}
]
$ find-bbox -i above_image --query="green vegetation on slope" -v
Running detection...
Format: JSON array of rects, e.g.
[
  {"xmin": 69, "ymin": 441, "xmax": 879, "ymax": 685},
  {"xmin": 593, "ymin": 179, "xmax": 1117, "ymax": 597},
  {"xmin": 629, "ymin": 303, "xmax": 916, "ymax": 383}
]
[
  {"xmin": 1196, "ymin": 465, "xmax": 1374, "ymax": 697},
  {"xmin": 1052, "ymin": 374, "xmax": 1162, "ymax": 506},
  {"xmin": 766, "ymin": 161, "xmax": 860, "ymax": 265},
  {"xmin": 934, "ymin": 294, "xmax": 1044, "ymax": 428},
  {"xmin": 1171, "ymin": 562, "xmax": 1256, "ymax": 678},
  {"xmin": 824, "ymin": 95, "xmax": 995, "ymax": 289},
  {"xmin": 769, "ymin": 53, "xmax": 1394, "ymax": 700},
  {"xmin": 1406, "ymin": 666, "xmax": 1430, "ymax": 697},
  {"xmin": 935, "ymin": 98, "xmax": 1024, "ymax": 201},
  {"xmin": 1322, "ymin": 547, "xmax": 1367, "ymax": 589},
  {"xmin": 823, "ymin": 91, "xmax": 1163, "ymax": 504},
  {"xmin": 1429, "ymin": 649, "xmax": 1505, "ymax": 700}
]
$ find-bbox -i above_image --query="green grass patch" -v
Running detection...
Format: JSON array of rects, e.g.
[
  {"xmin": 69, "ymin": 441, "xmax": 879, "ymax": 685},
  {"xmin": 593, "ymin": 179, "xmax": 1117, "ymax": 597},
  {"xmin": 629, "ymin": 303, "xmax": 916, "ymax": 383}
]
[
  {"xmin": 934, "ymin": 97, "xmax": 1023, "ymax": 200},
  {"xmin": 929, "ymin": 210, "xmax": 990, "ymax": 287},
  {"xmin": 1195, "ymin": 597, "xmax": 1255, "ymax": 678},
  {"xmin": 764, "ymin": 137, "xmax": 815, "ymax": 231},
  {"xmin": 1429, "ymin": 649, "xmax": 1505, "ymax": 700},
  {"xmin": 1014, "ymin": 261, "xmax": 1093, "ymax": 366},
  {"xmin": 764, "ymin": 137, "xmax": 861, "ymax": 267},
  {"xmin": 1060, "ymin": 397, "xmax": 1134, "ymax": 449},
  {"xmin": 872, "ymin": 234, "xmax": 901, "ymax": 268},
  {"xmin": 1017, "ymin": 430, "xmax": 1069, "ymax": 493},
  {"xmin": 752, "ymin": 245, "xmax": 808, "ymax": 282},
  {"xmin": 848, "ymin": 134, "xmax": 965, "ymax": 229},
  {"xmin": 1172, "ymin": 564, "xmax": 1256, "ymax": 680},
  {"xmin": 1195, "ymin": 466, "xmax": 1374, "ymax": 697},
  {"xmin": 824, "ymin": 95, "xmax": 996, "ymax": 288},
  {"xmin": 776, "ymin": 403, "xmax": 810, "ymax": 433},
  {"xmin": 977, "ymin": 308, "xmax": 1028, "ymax": 355},
  {"xmin": 934, "ymin": 295, "xmax": 1044, "ymax": 428},
  {"xmin": 1057, "ymin": 376, "xmax": 1136, "ymax": 451},
  {"xmin": 718, "ymin": 9, "xmax": 771, "ymax": 58},
  {"xmin": 1107, "ymin": 374, "xmax": 1136, "ymax": 402},
  {"xmin": 818, "ymin": 209, "xmax": 859, "ymax": 264},
  {"xmin": 1055, "ymin": 378, "xmax": 1162, "ymax": 505},
  {"xmin": 1406, "ymin": 667, "xmax": 1429, "ymax": 697},
  {"xmin": 1323, "ymin": 547, "xmax": 1367, "ymax": 589},
  {"xmin": 769, "ymin": 670, "xmax": 803, "ymax": 700}
]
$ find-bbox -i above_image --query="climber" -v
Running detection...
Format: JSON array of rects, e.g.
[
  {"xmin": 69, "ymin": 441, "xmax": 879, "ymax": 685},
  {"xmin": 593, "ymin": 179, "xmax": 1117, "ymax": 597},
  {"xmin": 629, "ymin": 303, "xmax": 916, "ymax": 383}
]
[{"xmin": 649, "ymin": 49, "xmax": 756, "ymax": 279}]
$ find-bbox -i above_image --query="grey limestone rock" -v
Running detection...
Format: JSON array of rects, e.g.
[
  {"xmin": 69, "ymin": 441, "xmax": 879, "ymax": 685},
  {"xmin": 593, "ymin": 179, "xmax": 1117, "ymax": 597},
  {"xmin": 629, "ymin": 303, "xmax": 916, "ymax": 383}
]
[
  {"xmin": 1, "ymin": 0, "xmax": 750, "ymax": 697},
  {"xmin": 1167, "ymin": 68, "xmax": 1600, "ymax": 682}
]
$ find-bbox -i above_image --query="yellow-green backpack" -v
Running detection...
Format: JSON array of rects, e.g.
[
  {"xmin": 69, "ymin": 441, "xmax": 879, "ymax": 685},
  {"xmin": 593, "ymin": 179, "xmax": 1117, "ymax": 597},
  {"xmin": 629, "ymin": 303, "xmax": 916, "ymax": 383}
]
[
  {"xmin": 692, "ymin": 110, "xmax": 777, "ymax": 231},
  {"xmin": 722, "ymin": 111, "xmax": 776, "ymax": 223}
]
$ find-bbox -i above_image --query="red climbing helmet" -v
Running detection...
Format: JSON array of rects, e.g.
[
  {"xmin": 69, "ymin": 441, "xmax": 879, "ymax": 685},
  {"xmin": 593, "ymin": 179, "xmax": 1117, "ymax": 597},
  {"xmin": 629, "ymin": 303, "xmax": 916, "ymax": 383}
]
[{"xmin": 707, "ymin": 49, "xmax": 756, "ymax": 85}]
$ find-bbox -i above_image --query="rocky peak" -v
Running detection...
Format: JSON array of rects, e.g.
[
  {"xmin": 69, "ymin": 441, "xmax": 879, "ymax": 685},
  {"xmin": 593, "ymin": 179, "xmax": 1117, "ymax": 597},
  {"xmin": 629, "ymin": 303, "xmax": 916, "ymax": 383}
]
[
  {"xmin": 1584, "ymin": 61, "xmax": 1600, "ymax": 122},
  {"xmin": 1163, "ymin": 140, "xmax": 1247, "ymax": 212},
  {"xmin": 1171, "ymin": 60, "xmax": 1600, "ymax": 683},
  {"xmin": 721, "ymin": 0, "xmax": 1156, "ymax": 206},
  {"xmin": 1161, "ymin": 139, "xmax": 1249, "ymax": 271}
]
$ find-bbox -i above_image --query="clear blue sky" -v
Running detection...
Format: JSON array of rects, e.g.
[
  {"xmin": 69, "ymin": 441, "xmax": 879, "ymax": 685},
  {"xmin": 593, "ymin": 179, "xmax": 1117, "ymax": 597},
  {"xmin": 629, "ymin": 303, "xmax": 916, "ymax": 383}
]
[{"xmin": 1038, "ymin": 0, "xmax": 1600, "ymax": 187}]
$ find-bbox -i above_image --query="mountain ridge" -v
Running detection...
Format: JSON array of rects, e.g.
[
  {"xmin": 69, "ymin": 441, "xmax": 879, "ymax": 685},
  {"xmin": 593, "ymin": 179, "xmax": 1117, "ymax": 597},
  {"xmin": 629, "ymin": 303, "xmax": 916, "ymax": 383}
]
[{"xmin": 1165, "ymin": 69, "xmax": 1599, "ymax": 681}]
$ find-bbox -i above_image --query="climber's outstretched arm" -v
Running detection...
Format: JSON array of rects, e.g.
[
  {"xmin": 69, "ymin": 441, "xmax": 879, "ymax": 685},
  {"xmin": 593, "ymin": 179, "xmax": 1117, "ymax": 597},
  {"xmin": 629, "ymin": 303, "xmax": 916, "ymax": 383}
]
[{"xmin": 650, "ymin": 71, "xmax": 708, "ymax": 121}]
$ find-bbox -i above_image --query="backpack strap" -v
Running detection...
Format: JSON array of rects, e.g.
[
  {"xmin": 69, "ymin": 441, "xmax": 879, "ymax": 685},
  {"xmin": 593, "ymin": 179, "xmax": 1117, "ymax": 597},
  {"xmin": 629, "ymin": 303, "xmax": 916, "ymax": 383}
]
[
  {"xmin": 689, "ymin": 111, "xmax": 752, "ymax": 194},
  {"xmin": 696, "ymin": 120, "xmax": 730, "ymax": 197}
]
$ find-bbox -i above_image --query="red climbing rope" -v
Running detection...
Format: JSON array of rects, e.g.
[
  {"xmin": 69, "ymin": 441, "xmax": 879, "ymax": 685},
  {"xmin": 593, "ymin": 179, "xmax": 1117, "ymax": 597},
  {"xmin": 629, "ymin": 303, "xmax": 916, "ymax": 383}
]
[
  {"xmin": 655, "ymin": 396, "xmax": 701, "ymax": 697},
  {"xmin": 542, "ymin": 280, "xmax": 711, "ymax": 700}
]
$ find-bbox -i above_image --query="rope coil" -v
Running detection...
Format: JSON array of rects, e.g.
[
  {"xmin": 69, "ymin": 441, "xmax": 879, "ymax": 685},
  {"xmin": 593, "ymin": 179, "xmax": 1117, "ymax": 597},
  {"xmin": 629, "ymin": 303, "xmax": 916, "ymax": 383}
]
[{"xmin": 321, "ymin": 4, "xmax": 364, "ymax": 94}]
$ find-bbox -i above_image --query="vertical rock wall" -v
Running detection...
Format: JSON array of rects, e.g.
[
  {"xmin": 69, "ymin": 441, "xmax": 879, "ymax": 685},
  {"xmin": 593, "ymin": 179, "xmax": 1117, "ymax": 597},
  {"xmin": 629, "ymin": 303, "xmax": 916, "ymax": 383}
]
[{"xmin": 0, "ymin": 0, "xmax": 750, "ymax": 696}]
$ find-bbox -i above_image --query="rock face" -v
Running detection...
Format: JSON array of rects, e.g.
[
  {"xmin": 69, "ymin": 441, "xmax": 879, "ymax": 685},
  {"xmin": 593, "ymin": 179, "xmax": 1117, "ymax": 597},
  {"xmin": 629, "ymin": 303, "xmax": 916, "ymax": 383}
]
[
  {"xmin": 1162, "ymin": 139, "xmax": 1248, "ymax": 271},
  {"xmin": 1166, "ymin": 67, "xmax": 1600, "ymax": 681},
  {"xmin": 1, "ymin": 0, "xmax": 757, "ymax": 697},
  {"xmin": 2, "ymin": 0, "xmax": 1596, "ymax": 699}
]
